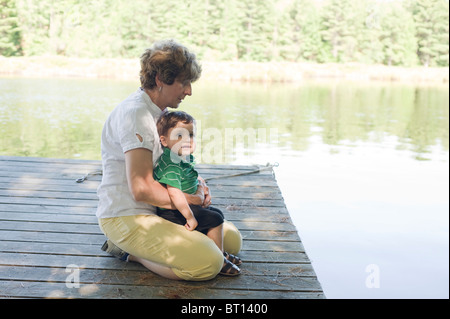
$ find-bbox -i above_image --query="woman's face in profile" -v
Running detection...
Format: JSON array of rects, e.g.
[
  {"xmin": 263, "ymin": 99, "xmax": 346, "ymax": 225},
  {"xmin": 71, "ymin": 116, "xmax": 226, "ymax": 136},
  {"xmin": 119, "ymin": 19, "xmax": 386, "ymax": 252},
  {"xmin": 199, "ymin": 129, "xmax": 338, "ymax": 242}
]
[{"xmin": 162, "ymin": 79, "xmax": 192, "ymax": 109}]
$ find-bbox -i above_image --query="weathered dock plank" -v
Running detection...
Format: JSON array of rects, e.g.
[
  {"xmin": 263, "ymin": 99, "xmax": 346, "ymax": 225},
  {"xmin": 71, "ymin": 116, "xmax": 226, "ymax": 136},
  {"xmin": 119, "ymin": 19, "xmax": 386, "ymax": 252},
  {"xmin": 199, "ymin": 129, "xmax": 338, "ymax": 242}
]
[{"xmin": 0, "ymin": 156, "xmax": 324, "ymax": 299}]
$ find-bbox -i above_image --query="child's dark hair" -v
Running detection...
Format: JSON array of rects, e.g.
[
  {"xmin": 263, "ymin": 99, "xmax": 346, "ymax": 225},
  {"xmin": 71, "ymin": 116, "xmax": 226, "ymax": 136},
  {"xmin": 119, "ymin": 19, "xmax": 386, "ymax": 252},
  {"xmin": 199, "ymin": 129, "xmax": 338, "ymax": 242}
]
[{"xmin": 157, "ymin": 111, "xmax": 195, "ymax": 137}]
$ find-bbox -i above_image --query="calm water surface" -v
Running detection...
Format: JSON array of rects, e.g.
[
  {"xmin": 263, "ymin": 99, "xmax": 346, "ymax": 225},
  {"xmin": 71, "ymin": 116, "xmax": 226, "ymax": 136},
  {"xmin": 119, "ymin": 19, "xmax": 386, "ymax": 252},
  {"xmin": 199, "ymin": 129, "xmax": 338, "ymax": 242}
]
[{"xmin": 1, "ymin": 76, "xmax": 448, "ymax": 298}]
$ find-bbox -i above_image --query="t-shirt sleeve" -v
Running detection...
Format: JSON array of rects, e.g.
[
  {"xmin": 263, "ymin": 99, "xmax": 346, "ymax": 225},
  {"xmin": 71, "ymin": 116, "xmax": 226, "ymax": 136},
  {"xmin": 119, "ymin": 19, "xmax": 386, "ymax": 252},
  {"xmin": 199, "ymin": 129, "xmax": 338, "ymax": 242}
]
[
  {"xmin": 117, "ymin": 104, "xmax": 156, "ymax": 154},
  {"xmin": 156, "ymin": 165, "xmax": 183, "ymax": 190}
]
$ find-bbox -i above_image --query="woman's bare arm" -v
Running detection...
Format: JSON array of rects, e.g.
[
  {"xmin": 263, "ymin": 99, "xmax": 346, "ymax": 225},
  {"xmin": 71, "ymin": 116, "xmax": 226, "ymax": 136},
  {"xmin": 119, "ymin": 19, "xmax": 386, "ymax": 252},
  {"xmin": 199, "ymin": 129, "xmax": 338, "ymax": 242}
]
[
  {"xmin": 125, "ymin": 148, "xmax": 174, "ymax": 209},
  {"xmin": 124, "ymin": 148, "xmax": 205, "ymax": 208}
]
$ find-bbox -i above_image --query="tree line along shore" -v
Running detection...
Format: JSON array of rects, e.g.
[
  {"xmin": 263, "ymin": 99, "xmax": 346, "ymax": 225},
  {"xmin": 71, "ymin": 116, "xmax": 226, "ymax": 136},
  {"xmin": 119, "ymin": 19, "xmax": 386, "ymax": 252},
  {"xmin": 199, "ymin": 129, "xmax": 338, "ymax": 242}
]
[{"xmin": 1, "ymin": 0, "xmax": 448, "ymax": 69}]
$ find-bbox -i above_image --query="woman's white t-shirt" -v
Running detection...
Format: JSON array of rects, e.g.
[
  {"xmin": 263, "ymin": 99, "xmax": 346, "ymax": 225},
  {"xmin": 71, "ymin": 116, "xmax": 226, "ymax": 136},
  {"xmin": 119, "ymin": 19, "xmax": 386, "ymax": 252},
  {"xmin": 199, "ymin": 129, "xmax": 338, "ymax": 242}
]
[{"xmin": 96, "ymin": 88, "xmax": 164, "ymax": 219}]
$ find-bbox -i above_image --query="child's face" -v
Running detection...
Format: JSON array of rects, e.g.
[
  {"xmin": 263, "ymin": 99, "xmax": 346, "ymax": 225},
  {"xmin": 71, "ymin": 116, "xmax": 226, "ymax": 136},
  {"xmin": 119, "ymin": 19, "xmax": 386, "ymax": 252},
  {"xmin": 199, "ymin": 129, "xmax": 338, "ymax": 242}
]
[{"xmin": 160, "ymin": 121, "xmax": 196, "ymax": 156}]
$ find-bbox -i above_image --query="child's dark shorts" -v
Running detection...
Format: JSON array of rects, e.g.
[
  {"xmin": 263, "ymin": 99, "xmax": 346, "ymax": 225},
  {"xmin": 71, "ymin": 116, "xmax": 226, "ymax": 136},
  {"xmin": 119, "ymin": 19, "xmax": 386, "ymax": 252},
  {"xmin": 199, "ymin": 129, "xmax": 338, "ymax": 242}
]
[{"xmin": 156, "ymin": 205, "xmax": 224, "ymax": 235}]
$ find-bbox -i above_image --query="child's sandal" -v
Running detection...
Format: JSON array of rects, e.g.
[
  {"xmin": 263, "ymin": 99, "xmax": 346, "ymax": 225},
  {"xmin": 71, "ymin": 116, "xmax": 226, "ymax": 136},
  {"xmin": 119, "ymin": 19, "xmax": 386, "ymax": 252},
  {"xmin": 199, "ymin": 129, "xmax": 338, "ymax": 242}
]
[
  {"xmin": 224, "ymin": 251, "xmax": 242, "ymax": 266},
  {"xmin": 220, "ymin": 259, "xmax": 241, "ymax": 277}
]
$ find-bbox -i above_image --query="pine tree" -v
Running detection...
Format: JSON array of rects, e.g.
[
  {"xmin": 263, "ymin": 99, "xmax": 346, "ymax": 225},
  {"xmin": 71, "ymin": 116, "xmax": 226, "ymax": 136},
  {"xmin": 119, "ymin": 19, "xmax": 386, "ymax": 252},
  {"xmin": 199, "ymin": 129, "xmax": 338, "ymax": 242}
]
[
  {"xmin": 357, "ymin": 0, "xmax": 384, "ymax": 64},
  {"xmin": 380, "ymin": 1, "xmax": 418, "ymax": 66},
  {"xmin": 236, "ymin": 0, "xmax": 276, "ymax": 61},
  {"xmin": 412, "ymin": 0, "xmax": 449, "ymax": 67},
  {"xmin": 431, "ymin": 0, "xmax": 449, "ymax": 66},
  {"xmin": 200, "ymin": 0, "xmax": 240, "ymax": 60},
  {"xmin": 0, "ymin": 0, "xmax": 22, "ymax": 56},
  {"xmin": 320, "ymin": 0, "xmax": 364, "ymax": 63},
  {"xmin": 288, "ymin": 0, "xmax": 324, "ymax": 62},
  {"xmin": 216, "ymin": 0, "xmax": 241, "ymax": 60}
]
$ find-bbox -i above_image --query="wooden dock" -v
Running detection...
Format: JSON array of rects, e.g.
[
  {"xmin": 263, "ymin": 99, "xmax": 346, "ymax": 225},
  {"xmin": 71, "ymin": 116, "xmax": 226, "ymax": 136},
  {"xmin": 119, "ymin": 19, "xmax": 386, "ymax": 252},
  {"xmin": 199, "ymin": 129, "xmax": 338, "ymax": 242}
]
[{"xmin": 0, "ymin": 156, "xmax": 324, "ymax": 299}]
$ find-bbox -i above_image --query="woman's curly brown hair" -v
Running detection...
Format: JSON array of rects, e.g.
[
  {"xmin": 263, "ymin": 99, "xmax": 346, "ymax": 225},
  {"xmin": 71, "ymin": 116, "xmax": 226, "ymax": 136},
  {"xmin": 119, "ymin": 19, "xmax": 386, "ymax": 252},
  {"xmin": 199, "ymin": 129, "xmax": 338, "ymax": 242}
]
[{"xmin": 140, "ymin": 39, "xmax": 202, "ymax": 90}]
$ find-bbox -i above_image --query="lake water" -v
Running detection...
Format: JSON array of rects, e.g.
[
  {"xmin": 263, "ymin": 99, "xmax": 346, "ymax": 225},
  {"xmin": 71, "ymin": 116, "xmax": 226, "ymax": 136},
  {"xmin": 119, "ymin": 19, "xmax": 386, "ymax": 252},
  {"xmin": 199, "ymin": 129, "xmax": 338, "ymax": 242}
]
[{"xmin": 0, "ymin": 76, "xmax": 448, "ymax": 298}]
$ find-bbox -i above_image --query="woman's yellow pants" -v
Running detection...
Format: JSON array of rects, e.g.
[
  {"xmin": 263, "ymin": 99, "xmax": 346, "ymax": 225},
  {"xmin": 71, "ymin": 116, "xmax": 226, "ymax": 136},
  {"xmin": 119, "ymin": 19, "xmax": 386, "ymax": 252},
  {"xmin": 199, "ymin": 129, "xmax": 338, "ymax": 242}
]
[{"xmin": 99, "ymin": 214, "xmax": 242, "ymax": 281}]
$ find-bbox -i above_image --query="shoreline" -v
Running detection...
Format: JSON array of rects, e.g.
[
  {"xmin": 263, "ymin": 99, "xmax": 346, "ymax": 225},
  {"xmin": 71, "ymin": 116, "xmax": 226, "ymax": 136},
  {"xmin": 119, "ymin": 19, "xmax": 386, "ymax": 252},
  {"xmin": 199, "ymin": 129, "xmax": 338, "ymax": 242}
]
[{"xmin": 0, "ymin": 56, "xmax": 448, "ymax": 85}]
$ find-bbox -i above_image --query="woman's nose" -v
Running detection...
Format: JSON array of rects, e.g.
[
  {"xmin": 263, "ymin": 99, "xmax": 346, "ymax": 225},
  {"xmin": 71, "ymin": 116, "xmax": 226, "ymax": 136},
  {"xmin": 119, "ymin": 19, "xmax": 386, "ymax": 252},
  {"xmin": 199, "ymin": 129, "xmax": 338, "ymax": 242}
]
[{"xmin": 185, "ymin": 83, "xmax": 192, "ymax": 96}]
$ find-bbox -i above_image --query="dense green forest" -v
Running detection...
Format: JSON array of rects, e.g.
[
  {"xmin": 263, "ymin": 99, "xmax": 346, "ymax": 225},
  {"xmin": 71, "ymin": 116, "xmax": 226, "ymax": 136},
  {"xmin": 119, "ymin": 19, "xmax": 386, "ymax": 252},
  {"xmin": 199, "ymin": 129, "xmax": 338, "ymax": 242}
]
[{"xmin": 0, "ymin": 0, "xmax": 448, "ymax": 67}]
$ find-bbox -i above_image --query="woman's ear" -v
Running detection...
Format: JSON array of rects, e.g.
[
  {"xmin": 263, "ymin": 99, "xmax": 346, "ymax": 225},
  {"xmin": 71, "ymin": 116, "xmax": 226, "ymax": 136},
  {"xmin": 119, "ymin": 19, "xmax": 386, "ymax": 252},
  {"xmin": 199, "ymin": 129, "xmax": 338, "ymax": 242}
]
[{"xmin": 155, "ymin": 74, "xmax": 163, "ymax": 89}]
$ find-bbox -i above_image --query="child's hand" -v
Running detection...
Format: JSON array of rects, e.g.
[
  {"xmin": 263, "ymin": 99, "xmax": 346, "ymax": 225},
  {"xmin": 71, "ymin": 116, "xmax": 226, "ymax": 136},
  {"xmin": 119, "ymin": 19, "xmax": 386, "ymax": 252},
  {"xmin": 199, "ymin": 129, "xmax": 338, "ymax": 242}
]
[{"xmin": 185, "ymin": 216, "xmax": 198, "ymax": 231}]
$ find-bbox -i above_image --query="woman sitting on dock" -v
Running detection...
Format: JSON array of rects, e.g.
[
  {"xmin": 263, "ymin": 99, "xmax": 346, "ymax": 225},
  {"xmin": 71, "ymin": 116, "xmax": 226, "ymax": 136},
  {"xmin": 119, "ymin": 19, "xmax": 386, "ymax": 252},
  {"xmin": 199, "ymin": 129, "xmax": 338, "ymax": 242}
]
[{"xmin": 96, "ymin": 39, "xmax": 242, "ymax": 281}]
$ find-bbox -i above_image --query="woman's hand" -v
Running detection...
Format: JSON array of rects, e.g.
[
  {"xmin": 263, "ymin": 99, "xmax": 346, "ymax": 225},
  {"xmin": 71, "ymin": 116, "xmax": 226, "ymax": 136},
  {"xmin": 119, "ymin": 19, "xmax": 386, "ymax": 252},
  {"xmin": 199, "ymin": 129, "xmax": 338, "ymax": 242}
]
[
  {"xmin": 185, "ymin": 182, "xmax": 204, "ymax": 206},
  {"xmin": 198, "ymin": 177, "xmax": 211, "ymax": 207}
]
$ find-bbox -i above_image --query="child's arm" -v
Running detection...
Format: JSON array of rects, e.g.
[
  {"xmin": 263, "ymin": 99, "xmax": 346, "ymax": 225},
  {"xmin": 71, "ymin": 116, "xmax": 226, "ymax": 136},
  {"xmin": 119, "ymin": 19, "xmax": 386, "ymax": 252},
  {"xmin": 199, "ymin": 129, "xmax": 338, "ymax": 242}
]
[{"xmin": 167, "ymin": 185, "xmax": 198, "ymax": 231}]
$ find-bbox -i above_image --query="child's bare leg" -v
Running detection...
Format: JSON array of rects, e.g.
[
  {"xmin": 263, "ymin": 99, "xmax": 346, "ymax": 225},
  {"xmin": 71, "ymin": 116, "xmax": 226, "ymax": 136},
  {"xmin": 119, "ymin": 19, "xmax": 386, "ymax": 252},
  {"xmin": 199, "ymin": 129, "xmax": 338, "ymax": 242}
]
[{"xmin": 207, "ymin": 224, "xmax": 224, "ymax": 252}]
